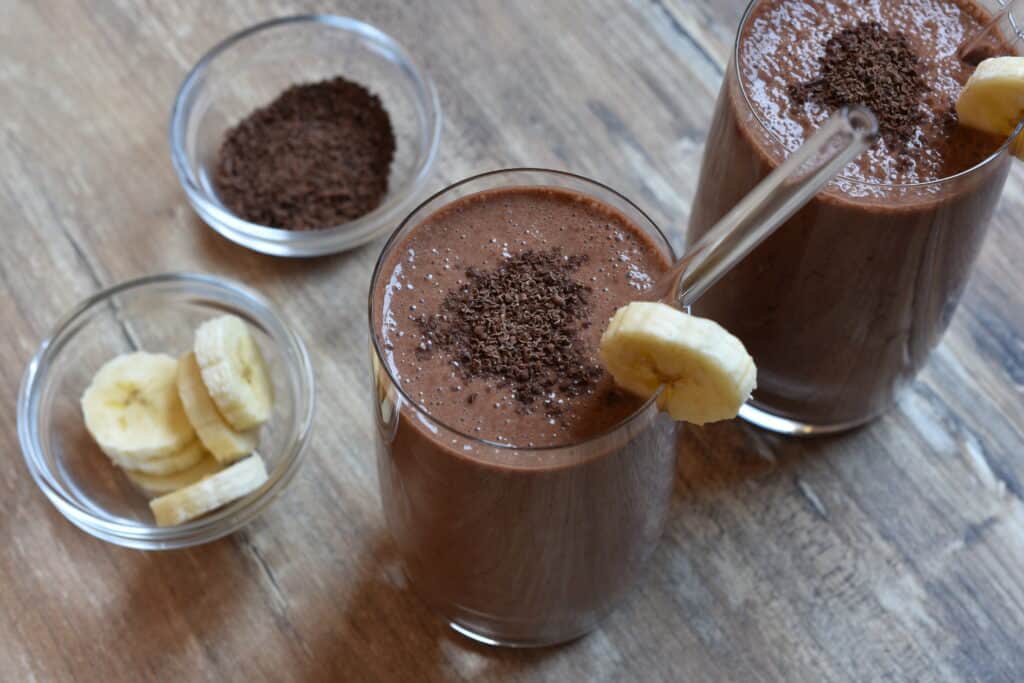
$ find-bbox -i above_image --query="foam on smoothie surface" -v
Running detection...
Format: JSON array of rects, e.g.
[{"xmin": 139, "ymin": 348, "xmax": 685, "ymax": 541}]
[
  {"xmin": 376, "ymin": 187, "xmax": 671, "ymax": 447},
  {"xmin": 740, "ymin": 0, "xmax": 1012, "ymax": 184}
]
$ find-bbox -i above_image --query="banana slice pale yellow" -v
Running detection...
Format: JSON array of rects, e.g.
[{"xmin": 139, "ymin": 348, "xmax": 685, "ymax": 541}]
[
  {"xmin": 150, "ymin": 454, "xmax": 269, "ymax": 527},
  {"xmin": 599, "ymin": 302, "xmax": 756, "ymax": 425},
  {"xmin": 126, "ymin": 453, "xmax": 224, "ymax": 498},
  {"xmin": 178, "ymin": 351, "xmax": 258, "ymax": 463},
  {"xmin": 81, "ymin": 352, "xmax": 195, "ymax": 461},
  {"xmin": 957, "ymin": 56, "xmax": 1024, "ymax": 158},
  {"xmin": 109, "ymin": 440, "xmax": 205, "ymax": 475},
  {"xmin": 194, "ymin": 315, "xmax": 273, "ymax": 431}
]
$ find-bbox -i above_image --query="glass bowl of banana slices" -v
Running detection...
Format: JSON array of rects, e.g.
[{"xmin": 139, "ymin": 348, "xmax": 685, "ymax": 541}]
[{"xmin": 17, "ymin": 273, "xmax": 315, "ymax": 549}]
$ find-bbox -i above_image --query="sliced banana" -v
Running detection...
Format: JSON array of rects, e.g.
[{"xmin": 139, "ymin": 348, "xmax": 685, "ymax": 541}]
[
  {"xmin": 178, "ymin": 351, "xmax": 258, "ymax": 463},
  {"xmin": 599, "ymin": 301, "xmax": 756, "ymax": 425},
  {"xmin": 126, "ymin": 454, "xmax": 224, "ymax": 498},
  {"xmin": 957, "ymin": 56, "xmax": 1024, "ymax": 158},
  {"xmin": 150, "ymin": 454, "xmax": 269, "ymax": 527},
  {"xmin": 109, "ymin": 440, "xmax": 205, "ymax": 475},
  {"xmin": 194, "ymin": 315, "xmax": 273, "ymax": 431},
  {"xmin": 81, "ymin": 352, "xmax": 195, "ymax": 461}
]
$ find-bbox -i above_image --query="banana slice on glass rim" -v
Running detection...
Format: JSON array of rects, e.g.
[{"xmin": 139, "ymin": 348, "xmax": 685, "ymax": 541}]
[
  {"xmin": 957, "ymin": 56, "xmax": 1024, "ymax": 159},
  {"xmin": 599, "ymin": 301, "xmax": 756, "ymax": 425}
]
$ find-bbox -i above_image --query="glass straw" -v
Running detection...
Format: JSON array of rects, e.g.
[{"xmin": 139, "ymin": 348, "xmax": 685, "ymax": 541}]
[
  {"xmin": 959, "ymin": 0, "xmax": 1023, "ymax": 63},
  {"xmin": 662, "ymin": 106, "xmax": 879, "ymax": 307}
]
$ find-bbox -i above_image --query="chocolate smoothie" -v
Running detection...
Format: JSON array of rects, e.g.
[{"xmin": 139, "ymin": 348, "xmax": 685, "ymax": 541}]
[
  {"xmin": 370, "ymin": 177, "xmax": 676, "ymax": 644},
  {"xmin": 688, "ymin": 0, "xmax": 1018, "ymax": 430}
]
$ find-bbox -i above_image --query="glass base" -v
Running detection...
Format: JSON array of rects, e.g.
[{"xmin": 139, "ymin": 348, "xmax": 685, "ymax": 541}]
[
  {"xmin": 448, "ymin": 618, "xmax": 592, "ymax": 649},
  {"xmin": 438, "ymin": 597, "xmax": 603, "ymax": 648},
  {"xmin": 401, "ymin": 565, "xmax": 609, "ymax": 648},
  {"xmin": 739, "ymin": 401, "xmax": 875, "ymax": 436}
]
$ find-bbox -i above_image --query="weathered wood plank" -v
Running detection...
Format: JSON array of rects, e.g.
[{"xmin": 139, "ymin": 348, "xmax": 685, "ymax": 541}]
[{"xmin": 1, "ymin": 0, "xmax": 1022, "ymax": 680}]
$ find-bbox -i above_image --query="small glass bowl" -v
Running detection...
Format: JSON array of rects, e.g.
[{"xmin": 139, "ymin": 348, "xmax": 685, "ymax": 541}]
[
  {"xmin": 17, "ymin": 273, "xmax": 315, "ymax": 549},
  {"xmin": 170, "ymin": 15, "xmax": 442, "ymax": 257}
]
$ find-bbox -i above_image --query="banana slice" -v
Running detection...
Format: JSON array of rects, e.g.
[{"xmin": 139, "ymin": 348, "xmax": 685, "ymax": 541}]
[
  {"xmin": 126, "ymin": 453, "xmax": 224, "ymax": 498},
  {"xmin": 178, "ymin": 351, "xmax": 258, "ymax": 463},
  {"xmin": 957, "ymin": 56, "xmax": 1024, "ymax": 158},
  {"xmin": 109, "ymin": 440, "xmax": 205, "ymax": 475},
  {"xmin": 194, "ymin": 315, "xmax": 273, "ymax": 431},
  {"xmin": 81, "ymin": 352, "xmax": 195, "ymax": 461},
  {"xmin": 599, "ymin": 302, "xmax": 756, "ymax": 425},
  {"xmin": 150, "ymin": 454, "xmax": 269, "ymax": 527}
]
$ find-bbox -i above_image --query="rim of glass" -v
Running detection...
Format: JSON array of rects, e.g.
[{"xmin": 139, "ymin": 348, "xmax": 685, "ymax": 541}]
[
  {"xmin": 16, "ymin": 272, "xmax": 316, "ymax": 548},
  {"xmin": 368, "ymin": 168, "xmax": 675, "ymax": 453},
  {"xmin": 733, "ymin": 0, "xmax": 1024, "ymax": 189},
  {"xmin": 169, "ymin": 14, "xmax": 442, "ymax": 254}
]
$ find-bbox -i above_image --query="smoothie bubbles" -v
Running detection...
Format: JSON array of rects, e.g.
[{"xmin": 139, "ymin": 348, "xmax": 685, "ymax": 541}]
[{"xmin": 688, "ymin": 0, "xmax": 1023, "ymax": 435}]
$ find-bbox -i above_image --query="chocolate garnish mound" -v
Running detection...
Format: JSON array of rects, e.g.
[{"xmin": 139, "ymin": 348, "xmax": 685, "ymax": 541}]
[
  {"xmin": 788, "ymin": 21, "xmax": 930, "ymax": 152},
  {"xmin": 417, "ymin": 249, "xmax": 603, "ymax": 415},
  {"xmin": 214, "ymin": 76, "xmax": 395, "ymax": 231}
]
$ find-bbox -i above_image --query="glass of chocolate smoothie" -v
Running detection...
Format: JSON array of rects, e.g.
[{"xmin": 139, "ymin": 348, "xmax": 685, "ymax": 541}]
[
  {"xmin": 369, "ymin": 169, "xmax": 676, "ymax": 646},
  {"xmin": 688, "ymin": 0, "xmax": 1023, "ymax": 434}
]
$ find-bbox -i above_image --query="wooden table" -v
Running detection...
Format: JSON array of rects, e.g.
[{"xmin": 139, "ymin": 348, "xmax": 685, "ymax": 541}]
[{"xmin": 4, "ymin": 1, "xmax": 1023, "ymax": 680}]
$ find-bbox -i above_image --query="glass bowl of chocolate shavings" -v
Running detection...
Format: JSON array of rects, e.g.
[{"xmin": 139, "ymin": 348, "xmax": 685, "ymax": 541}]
[{"xmin": 170, "ymin": 15, "xmax": 442, "ymax": 257}]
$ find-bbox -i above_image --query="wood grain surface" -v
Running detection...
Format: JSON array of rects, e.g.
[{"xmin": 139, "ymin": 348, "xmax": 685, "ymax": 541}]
[{"xmin": 3, "ymin": 1, "xmax": 1023, "ymax": 681}]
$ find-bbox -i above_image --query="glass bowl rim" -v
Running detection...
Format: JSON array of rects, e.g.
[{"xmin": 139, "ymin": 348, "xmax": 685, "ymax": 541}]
[
  {"xmin": 732, "ymin": 0, "xmax": 1024, "ymax": 190},
  {"xmin": 168, "ymin": 14, "xmax": 443, "ymax": 256},
  {"xmin": 17, "ymin": 272, "xmax": 316, "ymax": 549},
  {"xmin": 367, "ymin": 167, "xmax": 675, "ymax": 454}
]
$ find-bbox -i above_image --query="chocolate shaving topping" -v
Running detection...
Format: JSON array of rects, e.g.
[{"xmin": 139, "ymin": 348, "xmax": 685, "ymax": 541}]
[
  {"xmin": 416, "ymin": 249, "xmax": 602, "ymax": 415},
  {"xmin": 214, "ymin": 76, "xmax": 395, "ymax": 231},
  {"xmin": 788, "ymin": 22, "xmax": 929, "ymax": 152}
]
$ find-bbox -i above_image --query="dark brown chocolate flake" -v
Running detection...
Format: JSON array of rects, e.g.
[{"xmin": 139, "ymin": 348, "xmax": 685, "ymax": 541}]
[
  {"xmin": 214, "ymin": 76, "xmax": 395, "ymax": 231},
  {"xmin": 416, "ymin": 249, "xmax": 602, "ymax": 415},
  {"xmin": 788, "ymin": 22, "xmax": 929, "ymax": 152}
]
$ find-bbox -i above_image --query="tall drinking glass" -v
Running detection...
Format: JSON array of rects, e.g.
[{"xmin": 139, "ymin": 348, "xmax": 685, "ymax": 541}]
[
  {"xmin": 687, "ymin": 0, "xmax": 1023, "ymax": 435},
  {"xmin": 368, "ymin": 170, "xmax": 677, "ymax": 647}
]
